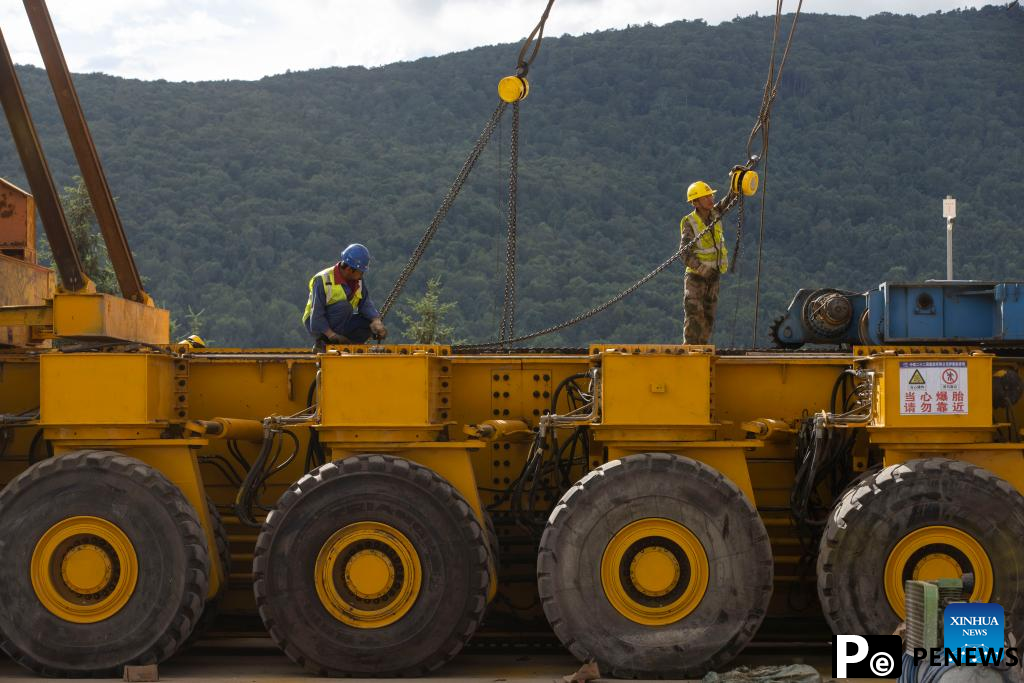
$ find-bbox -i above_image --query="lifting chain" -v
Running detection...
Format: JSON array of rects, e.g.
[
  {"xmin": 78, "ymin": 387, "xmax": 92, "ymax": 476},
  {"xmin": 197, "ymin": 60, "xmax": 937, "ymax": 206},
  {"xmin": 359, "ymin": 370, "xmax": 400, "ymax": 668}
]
[
  {"xmin": 730, "ymin": 193, "xmax": 744, "ymax": 274},
  {"xmin": 380, "ymin": 102, "xmax": 508, "ymax": 318},
  {"xmin": 381, "ymin": 0, "xmax": 558, "ymax": 321},
  {"xmin": 458, "ymin": 224, "xmax": 712, "ymax": 350},
  {"xmin": 498, "ymin": 102, "xmax": 520, "ymax": 345}
]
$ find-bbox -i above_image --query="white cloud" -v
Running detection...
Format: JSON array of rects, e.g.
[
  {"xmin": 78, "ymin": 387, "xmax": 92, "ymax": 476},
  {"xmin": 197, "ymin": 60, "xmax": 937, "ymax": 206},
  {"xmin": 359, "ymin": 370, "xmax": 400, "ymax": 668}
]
[{"xmin": 1, "ymin": 0, "xmax": 987, "ymax": 82}]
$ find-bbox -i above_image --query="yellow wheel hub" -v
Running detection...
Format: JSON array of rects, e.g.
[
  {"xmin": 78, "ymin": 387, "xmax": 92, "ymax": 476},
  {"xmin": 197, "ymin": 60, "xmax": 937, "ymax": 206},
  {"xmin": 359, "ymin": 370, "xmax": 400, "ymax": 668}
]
[
  {"xmin": 885, "ymin": 525, "xmax": 993, "ymax": 618},
  {"xmin": 345, "ymin": 549, "xmax": 395, "ymax": 600},
  {"xmin": 315, "ymin": 521, "xmax": 421, "ymax": 629},
  {"xmin": 630, "ymin": 546, "xmax": 680, "ymax": 597},
  {"xmin": 601, "ymin": 518, "xmax": 709, "ymax": 626},
  {"xmin": 62, "ymin": 543, "xmax": 113, "ymax": 594},
  {"xmin": 31, "ymin": 516, "xmax": 138, "ymax": 624}
]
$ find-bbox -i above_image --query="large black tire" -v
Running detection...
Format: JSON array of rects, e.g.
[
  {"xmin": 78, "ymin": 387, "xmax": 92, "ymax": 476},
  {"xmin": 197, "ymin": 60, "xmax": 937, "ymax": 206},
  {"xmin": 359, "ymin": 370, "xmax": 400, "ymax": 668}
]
[
  {"xmin": 182, "ymin": 497, "xmax": 232, "ymax": 649},
  {"xmin": 817, "ymin": 458, "xmax": 1024, "ymax": 637},
  {"xmin": 0, "ymin": 450, "xmax": 210, "ymax": 677},
  {"xmin": 253, "ymin": 454, "xmax": 490, "ymax": 676},
  {"xmin": 537, "ymin": 453, "xmax": 774, "ymax": 678}
]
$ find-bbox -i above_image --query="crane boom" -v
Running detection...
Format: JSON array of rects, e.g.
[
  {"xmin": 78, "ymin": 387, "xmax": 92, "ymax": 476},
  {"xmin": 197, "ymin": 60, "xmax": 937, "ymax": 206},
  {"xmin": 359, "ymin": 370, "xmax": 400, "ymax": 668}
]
[
  {"xmin": 0, "ymin": 19, "xmax": 88, "ymax": 293},
  {"xmin": 22, "ymin": 0, "xmax": 150, "ymax": 304}
]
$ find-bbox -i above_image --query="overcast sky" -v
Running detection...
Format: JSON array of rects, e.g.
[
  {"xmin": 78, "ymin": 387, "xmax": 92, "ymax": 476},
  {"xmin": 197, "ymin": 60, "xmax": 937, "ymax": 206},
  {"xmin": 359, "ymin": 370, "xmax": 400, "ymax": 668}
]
[{"xmin": 1, "ymin": 1, "xmax": 988, "ymax": 82}]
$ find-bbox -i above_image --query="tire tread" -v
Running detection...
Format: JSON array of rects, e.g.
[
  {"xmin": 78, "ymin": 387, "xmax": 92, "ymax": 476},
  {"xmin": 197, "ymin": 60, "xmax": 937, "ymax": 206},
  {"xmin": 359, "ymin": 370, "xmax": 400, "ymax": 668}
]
[{"xmin": 0, "ymin": 450, "xmax": 209, "ymax": 677}]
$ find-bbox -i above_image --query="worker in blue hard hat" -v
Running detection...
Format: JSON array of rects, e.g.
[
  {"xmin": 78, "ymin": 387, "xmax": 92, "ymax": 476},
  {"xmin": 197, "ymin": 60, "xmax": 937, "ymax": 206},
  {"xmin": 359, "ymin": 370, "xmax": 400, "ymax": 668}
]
[
  {"xmin": 679, "ymin": 180, "xmax": 737, "ymax": 345},
  {"xmin": 302, "ymin": 243, "xmax": 387, "ymax": 350}
]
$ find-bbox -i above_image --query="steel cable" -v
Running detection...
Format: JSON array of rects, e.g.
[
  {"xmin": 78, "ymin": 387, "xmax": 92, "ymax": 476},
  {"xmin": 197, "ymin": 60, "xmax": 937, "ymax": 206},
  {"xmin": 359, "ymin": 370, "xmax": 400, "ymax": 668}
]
[
  {"xmin": 381, "ymin": 102, "xmax": 508, "ymax": 318},
  {"xmin": 750, "ymin": 0, "xmax": 803, "ymax": 346},
  {"xmin": 516, "ymin": 0, "xmax": 556, "ymax": 77},
  {"xmin": 457, "ymin": 225, "xmax": 712, "ymax": 349}
]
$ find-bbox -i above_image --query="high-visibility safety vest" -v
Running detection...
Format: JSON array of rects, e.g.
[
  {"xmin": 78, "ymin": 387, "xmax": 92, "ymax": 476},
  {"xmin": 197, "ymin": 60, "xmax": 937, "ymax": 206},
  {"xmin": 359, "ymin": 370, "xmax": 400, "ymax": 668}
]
[
  {"xmin": 679, "ymin": 210, "xmax": 728, "ymax": 275},
  {"xmin": 301, "ymin": 266, "xmax": 364, "ymax": 324}
]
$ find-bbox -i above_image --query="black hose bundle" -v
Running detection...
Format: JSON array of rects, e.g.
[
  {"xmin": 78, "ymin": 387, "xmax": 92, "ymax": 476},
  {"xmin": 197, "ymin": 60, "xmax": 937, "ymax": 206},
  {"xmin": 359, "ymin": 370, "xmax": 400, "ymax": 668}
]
[
  {"xmin": 197, "ymin": 453, "xmax": 244, "ymax": 486},
  {"xmin": 303, "ymin": 376, "xmax": 326, "ymax": 472},
  {"xmin": 496, "ymin": 372, "xmax": 593, "ymax": 536},
  {"xmin": 234, "ymin": 427, "xmax": 300, "ymax": 528},
  {"xmin": 791, "ymin": 371, "xmax": 861, "ymax": 540},
  {"xmin": 0, "ymin": 408, "xmax": 41, "ymax": 461},
  {"xmin": 788, "ymin": 370, "xmax": 862, "ymax": 610},
  {"xmin": 28, "ymin": 428, "xmax": 53, "ymax": 464}
]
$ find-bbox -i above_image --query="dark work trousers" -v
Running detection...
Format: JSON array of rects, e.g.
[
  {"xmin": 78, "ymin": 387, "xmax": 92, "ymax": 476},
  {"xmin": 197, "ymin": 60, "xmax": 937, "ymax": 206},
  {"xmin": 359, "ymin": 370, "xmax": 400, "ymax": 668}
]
[{"xmin": 683, "ymin": 270, "xmax": 721, "ymax": 345}]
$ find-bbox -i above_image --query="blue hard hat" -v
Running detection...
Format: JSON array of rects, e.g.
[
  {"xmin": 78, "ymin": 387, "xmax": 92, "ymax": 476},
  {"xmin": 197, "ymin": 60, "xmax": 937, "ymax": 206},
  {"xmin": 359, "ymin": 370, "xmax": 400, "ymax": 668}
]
[{"xmin": 340, "ymin": 243, "xmax": 370, "ymax": 272}]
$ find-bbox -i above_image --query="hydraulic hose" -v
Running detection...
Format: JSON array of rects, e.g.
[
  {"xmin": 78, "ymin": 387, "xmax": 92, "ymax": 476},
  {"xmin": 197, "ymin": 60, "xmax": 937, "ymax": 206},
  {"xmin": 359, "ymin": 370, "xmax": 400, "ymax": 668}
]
[
  {"xmin": 234, "ymin": 427, "xmax": 276, "ymax": 528},
  {"xmin": 303, "ymin": 375, "xmax": 325, "ymax": 471},
  {"xmin": 0, "ymin": 408, "xmax": 39, "ymax": 425}
]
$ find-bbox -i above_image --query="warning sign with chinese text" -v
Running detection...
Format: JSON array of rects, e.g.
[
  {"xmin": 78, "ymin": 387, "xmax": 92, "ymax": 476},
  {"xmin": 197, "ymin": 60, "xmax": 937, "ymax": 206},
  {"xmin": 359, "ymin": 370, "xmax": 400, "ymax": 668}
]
[{"xmin": 899, "ymin": 361, "xmax": 968, "ymax": 415}]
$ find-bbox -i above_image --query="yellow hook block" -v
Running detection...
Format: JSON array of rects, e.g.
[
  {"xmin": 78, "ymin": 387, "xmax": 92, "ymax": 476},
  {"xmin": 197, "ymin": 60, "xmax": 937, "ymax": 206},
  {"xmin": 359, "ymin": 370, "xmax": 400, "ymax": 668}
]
[
  {"xmin": 498, "ymin": 76, "xmax": 529, "ymax": 103},
  {"xmin": 731, "ymin": 168, "xmax": 759, "ymax": 196}
]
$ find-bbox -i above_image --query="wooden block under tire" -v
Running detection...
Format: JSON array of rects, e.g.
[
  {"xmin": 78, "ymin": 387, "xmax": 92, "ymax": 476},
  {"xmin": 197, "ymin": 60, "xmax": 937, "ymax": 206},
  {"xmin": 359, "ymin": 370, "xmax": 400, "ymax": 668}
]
[{"xmin": 123, "ymin": 664, "xmax": 159, "ymax": 681}]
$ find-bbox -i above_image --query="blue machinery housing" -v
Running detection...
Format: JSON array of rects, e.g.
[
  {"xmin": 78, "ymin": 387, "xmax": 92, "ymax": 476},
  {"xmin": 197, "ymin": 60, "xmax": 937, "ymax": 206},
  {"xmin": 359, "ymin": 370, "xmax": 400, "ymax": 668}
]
[{"xmin": 769, "ymin": 281, "xmax": 1024, "ymax": 348}]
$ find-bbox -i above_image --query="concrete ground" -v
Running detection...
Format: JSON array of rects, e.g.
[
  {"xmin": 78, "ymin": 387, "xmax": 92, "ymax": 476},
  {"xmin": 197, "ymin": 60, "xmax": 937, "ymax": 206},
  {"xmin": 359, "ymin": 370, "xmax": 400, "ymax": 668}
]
[{"xmin": 0, "ymin": 638, "xmax": 881, "ymax": 683}]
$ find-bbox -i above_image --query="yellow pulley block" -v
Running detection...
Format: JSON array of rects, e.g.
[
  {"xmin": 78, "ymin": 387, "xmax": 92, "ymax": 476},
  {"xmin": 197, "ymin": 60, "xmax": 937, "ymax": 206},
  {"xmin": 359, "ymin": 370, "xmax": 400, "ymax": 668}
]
[
  {"xmin": 730, "ymin": 168, "xmax": 759, "ymax": 196},
  {"xmin": 498, "ymin": 76, "xmax": 529, "ymax": 103}
]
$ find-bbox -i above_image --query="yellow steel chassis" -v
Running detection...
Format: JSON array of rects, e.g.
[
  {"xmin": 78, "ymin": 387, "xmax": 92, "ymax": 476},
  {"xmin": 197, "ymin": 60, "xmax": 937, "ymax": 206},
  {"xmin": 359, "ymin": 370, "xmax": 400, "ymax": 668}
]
[{"xmin": 1, "ymin": 343, "xmax": 1022, "ymax": 620}]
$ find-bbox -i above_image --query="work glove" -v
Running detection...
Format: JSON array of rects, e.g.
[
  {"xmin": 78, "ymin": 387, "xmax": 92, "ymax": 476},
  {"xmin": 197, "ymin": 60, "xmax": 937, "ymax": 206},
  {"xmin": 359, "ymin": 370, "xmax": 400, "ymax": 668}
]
[{"xmin": 370, "ymin": 318, "xmax": 387, "ymax": 340}]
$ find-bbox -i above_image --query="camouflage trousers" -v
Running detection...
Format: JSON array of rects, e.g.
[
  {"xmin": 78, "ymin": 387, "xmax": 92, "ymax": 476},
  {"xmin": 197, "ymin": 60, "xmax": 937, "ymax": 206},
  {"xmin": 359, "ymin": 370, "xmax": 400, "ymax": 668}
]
[{"xmin": 683, "ymin": 270, "xmax": 720, "ymax": 345}]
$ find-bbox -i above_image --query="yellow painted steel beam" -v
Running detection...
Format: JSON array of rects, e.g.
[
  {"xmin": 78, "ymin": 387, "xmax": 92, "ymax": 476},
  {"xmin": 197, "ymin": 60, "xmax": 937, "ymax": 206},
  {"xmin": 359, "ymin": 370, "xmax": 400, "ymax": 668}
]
[
  {"xmin": 0, "ymin": 252, "xmax": 55, "ymax": 346},
  {"xmin": 40, "ymin": 353, "xmax": 175, "ymax": 426},
  {"xmin": 319, "ymin": 352, "xmax": 450, "ymax": 428},
  {"xmin": 0, "ymin": 304, "xmax": 52, "ymax": 327},
  {"xmin": 52, "ymin": 293, "xmax": 168, "ymax": 344}
]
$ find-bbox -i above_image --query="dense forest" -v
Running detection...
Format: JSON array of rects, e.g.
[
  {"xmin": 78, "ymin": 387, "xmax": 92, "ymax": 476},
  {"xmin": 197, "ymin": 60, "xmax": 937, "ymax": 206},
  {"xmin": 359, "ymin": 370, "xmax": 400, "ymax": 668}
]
[{"xmin": 1, "ymin": 7, "xmax": 1021, "ymax": 348}]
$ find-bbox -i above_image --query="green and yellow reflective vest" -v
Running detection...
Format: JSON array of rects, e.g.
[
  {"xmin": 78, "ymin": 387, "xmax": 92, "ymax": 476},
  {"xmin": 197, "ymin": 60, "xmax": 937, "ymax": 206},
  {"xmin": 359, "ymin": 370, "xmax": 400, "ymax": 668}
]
[
  {"xmin": 679, "ymin": 210, "xmax": 728, "ymax": 275},
  {"xmin": 301, "ymin": 266, "xmax": 364, "ymax": 324}
]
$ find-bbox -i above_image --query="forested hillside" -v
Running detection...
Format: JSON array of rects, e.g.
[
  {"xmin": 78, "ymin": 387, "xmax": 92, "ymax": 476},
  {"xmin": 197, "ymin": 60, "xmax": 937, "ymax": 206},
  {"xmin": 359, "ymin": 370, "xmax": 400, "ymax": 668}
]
[{"xmin": 1, "ymin": 7, "xmax": 1021, "ymax": 347}]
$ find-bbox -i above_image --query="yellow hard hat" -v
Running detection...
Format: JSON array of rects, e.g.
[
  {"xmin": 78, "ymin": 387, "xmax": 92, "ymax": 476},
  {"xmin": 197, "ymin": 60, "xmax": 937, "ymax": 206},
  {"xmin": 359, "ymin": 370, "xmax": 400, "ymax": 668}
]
[
  {"xmin": 686, "ymin": 180, "xmax": 716, "ymax": 203},
  {"xmin": 180, "ymin": 334, "xmax": 206, "ymax": 349}
]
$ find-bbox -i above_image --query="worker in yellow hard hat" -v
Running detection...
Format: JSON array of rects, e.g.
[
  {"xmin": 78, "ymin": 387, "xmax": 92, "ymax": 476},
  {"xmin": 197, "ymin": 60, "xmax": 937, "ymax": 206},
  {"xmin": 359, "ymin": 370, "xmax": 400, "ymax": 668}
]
[{"xmin": 679, "ymin": 179, "xmax": 737, "ymax": 345}]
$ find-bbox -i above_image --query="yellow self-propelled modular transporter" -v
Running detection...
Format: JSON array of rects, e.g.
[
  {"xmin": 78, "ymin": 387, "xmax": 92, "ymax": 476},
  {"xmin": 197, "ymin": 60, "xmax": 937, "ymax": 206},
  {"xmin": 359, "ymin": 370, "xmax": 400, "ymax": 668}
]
[{"xmin": 1, "ymin": 1, "xmax": 1023, "ymax": 679}]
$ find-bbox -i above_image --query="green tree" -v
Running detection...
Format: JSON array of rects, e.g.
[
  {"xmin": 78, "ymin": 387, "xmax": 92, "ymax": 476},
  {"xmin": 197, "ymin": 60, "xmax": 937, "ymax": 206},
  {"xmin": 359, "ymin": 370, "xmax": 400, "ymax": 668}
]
[
  {"xmin": 397, "ymin": 277, "xmax": 458, "ymax": 344},
  {"xmin": 170, "ymin": 306, "xmax": 208, "ymax": 344},
  {"xmin": 37, "ymin": 176, "xmax": 118, "ymax": 294}
]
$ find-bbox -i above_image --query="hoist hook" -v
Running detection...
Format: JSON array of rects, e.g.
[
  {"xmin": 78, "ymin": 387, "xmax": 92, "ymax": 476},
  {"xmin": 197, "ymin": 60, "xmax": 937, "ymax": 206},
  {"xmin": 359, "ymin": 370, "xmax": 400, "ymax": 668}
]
[{"xmin": 497, "ymin": 0, "xmax": 555, "ymax": 103}]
